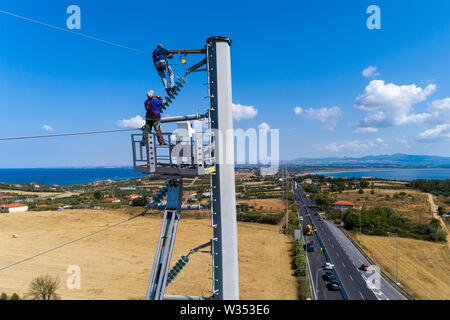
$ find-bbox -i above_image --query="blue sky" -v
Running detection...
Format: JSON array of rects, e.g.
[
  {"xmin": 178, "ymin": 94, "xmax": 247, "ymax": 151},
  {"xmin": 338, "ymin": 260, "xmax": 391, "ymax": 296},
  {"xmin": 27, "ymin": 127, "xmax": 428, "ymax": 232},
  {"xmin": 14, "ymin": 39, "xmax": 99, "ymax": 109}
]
[{"xmin": 1, "ymin": 0, "xmax": 450, "ymax": 167}]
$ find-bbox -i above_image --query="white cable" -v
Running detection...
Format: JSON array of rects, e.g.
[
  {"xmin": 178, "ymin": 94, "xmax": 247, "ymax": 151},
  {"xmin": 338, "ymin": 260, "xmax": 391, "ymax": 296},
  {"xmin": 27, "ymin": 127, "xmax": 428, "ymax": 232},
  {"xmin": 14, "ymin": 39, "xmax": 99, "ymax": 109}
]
[{"xmin": 0, "ymin": 9, "xmax": 150, "ymax": 55}]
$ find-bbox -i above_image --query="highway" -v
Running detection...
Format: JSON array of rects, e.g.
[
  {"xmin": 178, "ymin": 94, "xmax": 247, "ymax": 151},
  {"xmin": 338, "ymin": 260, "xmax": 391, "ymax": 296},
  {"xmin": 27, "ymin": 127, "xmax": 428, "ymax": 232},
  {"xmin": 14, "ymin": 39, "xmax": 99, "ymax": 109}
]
[{"xmin": 294, "ymin": 183, "xmax": 407, "ymax": 300}]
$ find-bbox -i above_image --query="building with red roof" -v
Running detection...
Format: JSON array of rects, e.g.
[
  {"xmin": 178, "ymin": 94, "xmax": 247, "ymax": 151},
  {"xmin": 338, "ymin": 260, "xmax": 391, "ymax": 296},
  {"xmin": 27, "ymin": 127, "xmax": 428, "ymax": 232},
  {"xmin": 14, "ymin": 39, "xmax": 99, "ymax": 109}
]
[
  {"xmin": 0, "ymin": 203, "xmax": 28, "ymax": 213},
  {"xmin": 332, "ymin": 201, "xmax": 362, "ymax": 211},
  {"xmin": 103, "ymin": 198, "xmax": 121, "ymax": 203}
]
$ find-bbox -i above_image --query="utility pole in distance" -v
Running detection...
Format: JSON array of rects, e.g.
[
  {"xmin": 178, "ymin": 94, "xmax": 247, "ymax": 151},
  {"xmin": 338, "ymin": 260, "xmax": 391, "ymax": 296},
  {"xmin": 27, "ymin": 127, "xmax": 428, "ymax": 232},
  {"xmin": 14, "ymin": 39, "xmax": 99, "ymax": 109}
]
[{"xmin": 207, "ymin": 36, "xmax": 239, "ymax": 300}]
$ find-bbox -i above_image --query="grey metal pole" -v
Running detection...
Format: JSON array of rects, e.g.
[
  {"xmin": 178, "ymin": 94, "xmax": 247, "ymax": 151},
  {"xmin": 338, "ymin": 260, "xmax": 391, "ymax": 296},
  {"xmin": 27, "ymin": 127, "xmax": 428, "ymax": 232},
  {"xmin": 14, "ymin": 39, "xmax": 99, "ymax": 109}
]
[
  {"xmin": 160, "ymin": 114, "xmax": 206, "ymax": 124},
  {"xmin": 207, "ymin": 36, "xmax": 239, "ymax": 300}
]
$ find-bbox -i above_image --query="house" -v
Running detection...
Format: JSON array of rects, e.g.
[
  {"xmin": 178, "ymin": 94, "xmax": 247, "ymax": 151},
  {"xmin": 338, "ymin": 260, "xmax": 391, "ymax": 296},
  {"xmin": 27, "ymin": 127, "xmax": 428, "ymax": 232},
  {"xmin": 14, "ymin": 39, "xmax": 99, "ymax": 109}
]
[
  {"xmin": 124, "ymin": 194, "xmax": 140, "ymax": 200},
  {"xmin": 0, "ymin": 203, "xmax": 29, "ymax": 213},
  {"xmin": 103, "ymin": 198, "xmax": 121, "ymax": 203},
  {"xmin": 304, "ymin": 178, "xmax": 312, "ymax": 184},
  {"xmin": 332, "ymin": 201, "xmax": 362, "ymax": 211},
  {"xmin": 0, "ymin": 195, "xmax": 15, "ymax": 200},
  {"xmin": 319, "ymin": 185, "xmax": 330, "ymax": 192},
  {"xmin": 183, "ymin": 191, "xmax": 197, "ymax": 199}
]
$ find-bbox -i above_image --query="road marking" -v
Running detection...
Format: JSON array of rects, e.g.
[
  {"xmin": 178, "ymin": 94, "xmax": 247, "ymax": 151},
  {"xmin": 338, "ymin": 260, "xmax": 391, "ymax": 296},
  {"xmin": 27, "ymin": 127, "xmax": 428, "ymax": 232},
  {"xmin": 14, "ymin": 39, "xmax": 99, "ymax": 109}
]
[
  {"xmin": 336, "ymin": 252, "xmax": 339, "ymax": 257},
  {"xmin": 359, "ymin": 291, "xmax": 364, "ymax": 298},
  {"xmin": 349, "ymin": 275, "xmax": 354, "ymax": 281},
  {"xmin": 342, "ymin": 262, "xmax": 346, "ymax": 267}
]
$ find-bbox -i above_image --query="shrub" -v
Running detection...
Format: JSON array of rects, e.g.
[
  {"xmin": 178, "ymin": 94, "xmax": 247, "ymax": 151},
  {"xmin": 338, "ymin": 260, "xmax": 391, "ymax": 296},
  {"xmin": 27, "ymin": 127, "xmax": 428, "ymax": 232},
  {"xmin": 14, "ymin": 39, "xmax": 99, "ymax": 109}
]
[
  {"xmin": 132, "ymin": 197, "xmax": 148, "ymax": 207},
  {"xmin": 293, "ymin": 240, "xmax": 307, "ymax": 277},
  {"xmin": 10, "ymin": 293, "xmax": 19, "ymax": 300},
  {"xmin": 0, "ymin": 292, "xmax": 7, "ymax": 300},
  {"xmin": 236, "ymin": 212, "xmax": 283, "ymax": 225}
]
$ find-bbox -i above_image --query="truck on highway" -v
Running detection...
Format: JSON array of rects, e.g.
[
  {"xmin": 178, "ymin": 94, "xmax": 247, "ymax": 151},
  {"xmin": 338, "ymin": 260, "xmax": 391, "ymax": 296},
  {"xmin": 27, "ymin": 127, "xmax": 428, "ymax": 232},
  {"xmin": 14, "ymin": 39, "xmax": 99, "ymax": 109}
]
[{"xmin": 306, "ymin": 224, "xmax": 313, "ymax": 236}]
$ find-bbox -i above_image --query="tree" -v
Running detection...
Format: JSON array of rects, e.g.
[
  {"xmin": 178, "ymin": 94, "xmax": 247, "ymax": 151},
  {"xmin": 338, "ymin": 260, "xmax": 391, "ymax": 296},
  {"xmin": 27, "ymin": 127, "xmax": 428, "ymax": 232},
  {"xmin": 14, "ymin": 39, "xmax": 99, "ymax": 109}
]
[
  {"xmin": 93, "ymin": 190, "xmax": 103, "ymax": 200},
  {"xmin": 358, "ymin": 188, "xmax": 364, "ymax": 194},
  {"xmin": 0, "ymin": 292, "xmax": 7, "ymax": 300},
  {"xmin": 28, "ymin": 275, "xmax": 60, "ymax": 300},
  {"xmin": 360, "ymin": 180, "xmax": 370, "ymax": 188}
]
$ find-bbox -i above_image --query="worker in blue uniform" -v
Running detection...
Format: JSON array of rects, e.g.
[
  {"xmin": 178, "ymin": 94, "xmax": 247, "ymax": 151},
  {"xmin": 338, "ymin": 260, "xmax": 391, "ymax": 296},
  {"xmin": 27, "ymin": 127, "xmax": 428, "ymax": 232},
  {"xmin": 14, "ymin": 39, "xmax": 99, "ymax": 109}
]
[
  {"xmin": 152, "ymin": 44, "xmax": 175, "ymax": 96},
  {"xmin": 142, "ymin": 90, "xmax": 166, "ymax": 146}
]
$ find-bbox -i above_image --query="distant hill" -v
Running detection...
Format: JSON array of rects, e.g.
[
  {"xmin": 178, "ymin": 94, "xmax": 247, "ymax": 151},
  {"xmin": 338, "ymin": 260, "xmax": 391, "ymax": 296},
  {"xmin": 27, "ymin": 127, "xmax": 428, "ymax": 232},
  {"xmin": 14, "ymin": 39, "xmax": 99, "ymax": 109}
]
[{"xmin": 285, "ymin": 154, "xmax": 450, "ymax": 168}]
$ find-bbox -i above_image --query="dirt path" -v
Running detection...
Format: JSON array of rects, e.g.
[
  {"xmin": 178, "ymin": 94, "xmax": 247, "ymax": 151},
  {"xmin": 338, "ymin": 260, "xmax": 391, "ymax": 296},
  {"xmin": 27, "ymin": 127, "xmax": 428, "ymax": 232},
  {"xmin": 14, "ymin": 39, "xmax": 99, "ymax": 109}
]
[{"xmin": 427, "ymin": 193, "xmax": 450, "ymax": 248}]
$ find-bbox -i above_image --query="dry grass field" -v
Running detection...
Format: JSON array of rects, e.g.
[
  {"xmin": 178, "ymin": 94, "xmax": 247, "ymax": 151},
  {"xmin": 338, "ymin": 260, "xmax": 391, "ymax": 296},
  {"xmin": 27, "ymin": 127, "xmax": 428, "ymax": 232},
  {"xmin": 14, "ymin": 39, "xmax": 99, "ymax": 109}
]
[
  {"xmin": 335, "ymin": 189, "xmax": 432, "ymax": 224},
  {"xmin": 236, "ymin": 199, "xmax": 286, "ymax": 213},
  {"xmin": 0, "ymin": 209, "xmax": 297, "ymax": 300},
  {"xmin": 0, "ymin": 189, "xmax": 79, "ymax": 199},
  {"xmin": 356, "ymin": 233, "xmax": 450, "ymax": 300}
]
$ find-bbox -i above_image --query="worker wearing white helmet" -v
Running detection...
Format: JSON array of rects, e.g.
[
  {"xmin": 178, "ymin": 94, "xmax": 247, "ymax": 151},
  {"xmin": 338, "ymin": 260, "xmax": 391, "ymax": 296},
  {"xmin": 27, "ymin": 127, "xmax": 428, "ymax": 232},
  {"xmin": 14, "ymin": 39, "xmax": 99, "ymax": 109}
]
[{"xmin": 142, "ymin": 90, "xmax": 166, "ymax": 146}]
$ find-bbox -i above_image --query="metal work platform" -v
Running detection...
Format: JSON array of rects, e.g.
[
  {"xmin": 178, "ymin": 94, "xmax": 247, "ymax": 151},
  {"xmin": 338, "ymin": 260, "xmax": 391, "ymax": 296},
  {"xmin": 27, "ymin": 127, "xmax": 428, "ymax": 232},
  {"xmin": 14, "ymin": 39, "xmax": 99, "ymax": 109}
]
[{"xmin": 132, "ymin": 131, "xmax": 214, "ymax": 177}]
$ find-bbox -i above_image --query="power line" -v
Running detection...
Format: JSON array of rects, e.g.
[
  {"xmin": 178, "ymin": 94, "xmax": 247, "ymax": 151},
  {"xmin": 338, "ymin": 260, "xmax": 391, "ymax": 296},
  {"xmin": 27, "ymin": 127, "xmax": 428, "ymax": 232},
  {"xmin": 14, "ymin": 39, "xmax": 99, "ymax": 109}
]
[
  {"xmin": 0, "ymin": 114, "xmax": 207, "ymax": 141},
  {"xmin": 0, "ymin": 9, "xmax": 151, "ymax": 55},
  {"xmin": 0, "ymin": 128, "xmax": 139, "ymax": 141}
]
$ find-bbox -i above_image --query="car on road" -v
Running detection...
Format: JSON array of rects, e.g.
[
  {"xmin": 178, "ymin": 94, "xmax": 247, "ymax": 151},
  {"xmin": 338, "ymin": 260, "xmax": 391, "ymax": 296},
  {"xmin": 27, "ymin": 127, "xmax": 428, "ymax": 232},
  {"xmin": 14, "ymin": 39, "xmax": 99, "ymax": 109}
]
[
  {"xmin": 324, "ymin": 262, "xmax": 334, "ymax": 270},
  {"xmin": 306, "ymin": 240, "xmax": 315, "ymax": 252},
  {"xmin": 318, "ymin": 217, "xmax": 323, "ymax": 221},
  {"xmin": 328, "ymin": 279, "xmax": 340, "ymax": 291},
  {"xmin": 324, "ymin": 270, "xmax": 336, "ymax": 281},
  {"xmin": 360, "ymin": 264, "xmax": 369, "ymax": 271}
]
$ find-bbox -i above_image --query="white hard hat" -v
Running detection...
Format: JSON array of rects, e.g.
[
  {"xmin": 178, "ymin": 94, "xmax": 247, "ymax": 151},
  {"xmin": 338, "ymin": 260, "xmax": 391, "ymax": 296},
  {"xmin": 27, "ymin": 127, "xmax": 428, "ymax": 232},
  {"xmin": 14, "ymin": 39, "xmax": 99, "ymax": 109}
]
[{"xmin": 146, "ymin": 90, "xmax": 154, "ymax": 98}]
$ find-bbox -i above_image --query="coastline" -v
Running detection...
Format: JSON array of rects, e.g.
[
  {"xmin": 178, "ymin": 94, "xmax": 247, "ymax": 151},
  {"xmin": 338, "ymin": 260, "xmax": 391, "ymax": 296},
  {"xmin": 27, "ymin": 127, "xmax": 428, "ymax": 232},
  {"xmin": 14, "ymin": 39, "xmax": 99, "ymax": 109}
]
[{"xmin": 298, "ymin": 168, "xmax": 450, "ymax": 181}]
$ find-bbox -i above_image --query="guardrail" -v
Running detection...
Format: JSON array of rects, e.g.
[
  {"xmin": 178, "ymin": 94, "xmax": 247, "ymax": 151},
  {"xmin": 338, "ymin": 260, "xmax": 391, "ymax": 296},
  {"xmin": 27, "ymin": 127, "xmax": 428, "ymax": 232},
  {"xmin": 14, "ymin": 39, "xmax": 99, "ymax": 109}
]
[
  {"xmin": 305, "ymin": 247, "xmax": 317, "ymax": 300},
  {"xmin": 339, "ymin": 227, "xmax": 415, "ymax": 300}
]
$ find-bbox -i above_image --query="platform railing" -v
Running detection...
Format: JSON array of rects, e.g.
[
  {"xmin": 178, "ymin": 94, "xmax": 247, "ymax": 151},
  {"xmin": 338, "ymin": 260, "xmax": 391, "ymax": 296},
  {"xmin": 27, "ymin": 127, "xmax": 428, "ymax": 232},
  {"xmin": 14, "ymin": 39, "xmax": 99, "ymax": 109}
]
[{"xmin": 132, "ymin": 132, "xmax": 215, "ymax": 177}]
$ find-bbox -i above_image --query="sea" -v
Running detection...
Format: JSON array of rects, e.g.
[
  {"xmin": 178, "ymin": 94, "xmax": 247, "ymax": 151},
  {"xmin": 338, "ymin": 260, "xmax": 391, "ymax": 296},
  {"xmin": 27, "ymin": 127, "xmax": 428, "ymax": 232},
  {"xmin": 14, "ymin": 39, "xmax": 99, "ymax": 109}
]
[
  {"xmin": 0, "ymin": 168, "xmax": 145, "ymax": 186},
  {"xmin": 315, "ymin": 168, "xmax": 450, "ymax": 181},
  {"xmin": 0, "ymin": 168, "xmax": 449, "ymax": 186}
]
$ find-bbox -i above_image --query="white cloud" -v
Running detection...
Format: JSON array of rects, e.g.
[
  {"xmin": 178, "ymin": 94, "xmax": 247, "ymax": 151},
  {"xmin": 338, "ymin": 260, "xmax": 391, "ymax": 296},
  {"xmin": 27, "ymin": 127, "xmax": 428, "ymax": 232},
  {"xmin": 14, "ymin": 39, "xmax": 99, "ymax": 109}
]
[
  {"xmin": 353, "ymin": 127, "xmax": 379, "ymax": 134},
  {"xmin": 302, "ymin": 106, "xmax": 342, "ymax": 130},
  {"xmin": 258, "ymin": 122, "xmax": 271, "ymax": 132},
  {"xmin": 417, "ymin": 123, "xmax": 450, "ymax": 142},
  {"xmin": 293, "ymin": 106, "xmax": 303, "ymax": 115},
  {"xmin": 362, "ymin": 66, "xmax": 380, "ymax": 78},
  {"xmin": 416, "ymin": 98, "xmax": 450, "ymax": 143},
  {"xmin": 355, "ymin": 80, "xmax": 436, "ymax": 128},
  {"xmin": 117, "ymin": 115, "xmax": 145, "ymax": 128},
  {"xmin": 323, "ymin": 138, "xmax": 387, "ymax": 152},
  {"xmin": 232, "ymin": 103, "xmax": 258, "ymax": 120},
  {"xmin": 42, "ymin": 125, "xmax": 54, "ymax": 132},
  {"xmin": 427, "ymin": 98, "xmax": 450, "ymax": 122}
]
